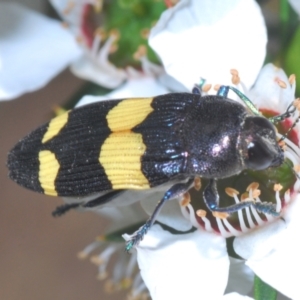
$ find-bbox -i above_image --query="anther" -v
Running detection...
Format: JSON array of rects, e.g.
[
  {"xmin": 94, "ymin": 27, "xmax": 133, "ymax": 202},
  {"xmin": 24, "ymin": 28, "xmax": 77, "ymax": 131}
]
[
  {"xmin": 194, "ymin": 177, "xmax": 202, "ymax": 191},
  {"xmin": 289, "ymin": 74, "xmax": 296, "ymax": 85},
  {"xmin": 293, "ymin": 98, "xmax": 300, "ymax": 111},
  {"xmin": 180, "ymin": 192, "xmax": 191, "ymax": 206},
  {"xmin": 252, "ymin": 189, "xmax": 261, "ymax": 198},
  {"xmin": 196, "ymin": 209, "xmax": 207, "ymax": 217},
  {"xmin": 225, "ymin": 187, "xmax": 239, "ymax": 197},
  {"xmin": 121, "ymin": 277, "xmax": 132, "ymax": 289},
  {"xmin": 214, "ymin": 84, "xmax": 221, "ymax": 91},
  {"xmin": 274, "ymin": 183, "xmax": 283, "ymax": 192},
  {"xmin": 96, "ymin": 235, "xmax": 106, "ymax": 241},
  {"xmin": 109, "ymin": 29, "xmax": 120, "ymax": 40},
  {"xmin": 212, "ymin": 212, "xmax": 229, "ymax": 219},
  {"xmin": 230, "ymin": 69, "xmax": 240, "ymax": 85},
  {"xmin": 230, "ymin": 69, "xmax": 239, "ymax": 76},
  {"xmin": 94, "ymin": 0, "xmax": 103, "ymax": 12},
  {"xmin": 275, "ymin": 77, "xmax": 287, "ymax": 88},
  {"xmin": 61, "ymin": 22, "xmax": 69, "ymax": 28},
  {"xmin": 202, "ymin": 84, "xmax": 212, "ymax": 93},
  {"xmin": 133, "ymin": 45, "xmax": 147, "ymax": 60},
  {"xmin": 241, "ymin": 192, "xmax": 249, "ymax": 201},
  {"xmin": 90, "ymin": 255, "xmax": 104, "ymax": 266},
  {"xmin": 140, "ymin": 28, "xmax": 150, "ymax": 39},
  {"xmin": 246, "ymin": 182, "xmax": 259, "ymax": 191},
  {"xmin": 63, "ymin": 1, "xmax": 75, "ymax": 15},
  {"xmin": 77, "ymin": 251, "xmax": 88, "ymax": 260},
  {"xmin": 95, "ymin": 28, "xmax": 106, "ymax": 39}
]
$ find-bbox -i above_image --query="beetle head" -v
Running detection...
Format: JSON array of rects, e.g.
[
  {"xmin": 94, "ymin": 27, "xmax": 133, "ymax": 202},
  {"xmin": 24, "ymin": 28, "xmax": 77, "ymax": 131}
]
[{"xmin": 241, "ymin": 116, "xmax": 284, "ymax": 170}]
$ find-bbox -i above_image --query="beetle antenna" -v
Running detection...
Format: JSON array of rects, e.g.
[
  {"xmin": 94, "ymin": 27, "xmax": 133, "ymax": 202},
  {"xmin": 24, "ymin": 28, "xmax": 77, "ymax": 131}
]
[
  {"xmin": 227, "ymin": 86, "xmax": 261, "ymax": 116},
  {"xmin": 269, "ymin": 102, "xmax": 297, "ymax": 124}
]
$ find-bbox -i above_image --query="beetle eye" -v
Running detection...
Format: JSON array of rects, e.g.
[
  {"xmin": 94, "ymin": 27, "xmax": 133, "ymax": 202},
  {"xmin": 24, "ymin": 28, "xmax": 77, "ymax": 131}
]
[{"xmin": 247, "ymin": 141, "xmax": 274, "ymax": 170}]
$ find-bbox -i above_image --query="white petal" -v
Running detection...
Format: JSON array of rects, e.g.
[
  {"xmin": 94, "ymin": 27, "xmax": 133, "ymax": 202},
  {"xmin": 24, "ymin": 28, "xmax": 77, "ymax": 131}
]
[
  {"xmin": 129, "ymin": 224, "xmax": 229, "ymax": 300},
  {"xmin": 233, "ymin": 219, "xmax": 287, "ymax": 260},
  {"xmin": 225, "ymin": 258, "xmax": 254, "ymax": 295},
  {"xmin": 289, "ymin": 0, "xmax": 300, "ymax": 16},
  {"xmin": 0, "ymin": 3, "xmax": 82, "ymax": 100},
  {"xmin": 70, "ymin": 55, "xmax": 127, "ymax": 89},
  {"xmin": 249, "ymin": 63, "xmax": 294, "ymax": 112},
  {"xmin": 149, "ymin": 0, "xmax": 266, "ymax": 91},
  {"xmin": 243, "ymin": 198, "xmax": 300, "ymax": 299},
  {"xmin": 76, "ymin": 76, "xmax": 170, "ymax": 107}
]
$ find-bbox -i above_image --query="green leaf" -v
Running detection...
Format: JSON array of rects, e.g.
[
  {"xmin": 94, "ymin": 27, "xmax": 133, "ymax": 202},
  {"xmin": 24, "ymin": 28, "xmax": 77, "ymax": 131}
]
[
  {"xmin": 254, "ymin": 275, "xmax": 277, "ymax": 300},
  {"xmin": 284, "ymin": 25, "xmax": 300, "ymax": 96}
]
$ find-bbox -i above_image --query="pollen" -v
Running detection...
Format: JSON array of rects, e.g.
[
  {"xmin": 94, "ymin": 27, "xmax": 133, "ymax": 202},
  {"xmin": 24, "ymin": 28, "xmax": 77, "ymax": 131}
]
[
  {"xmin": 225, "ymin": 187, "xmax": 239, "ymax": 197},
  {"xmin": 274, "ymin": 183, "xmax": 283, "ymax": 192},
  {"xmin": 202, "ymin": 84, "xmax": 212, "ymax": 93},
  {"xmin": 196, "ymin": 209, "xmax": 207, "ymax": 217},
  {"xmin": 289, "ymin": 74, "xmax": 296, "ymax": 85},
  {"xmin": 180, "ymin": 192, "xmax": 191, "ymax": 206},
  {"xmin": 246, "ymin": 182, "xmax": 259, "ymax": 191},
  {"xmin": 212, "ymin": 211, "xmax": 229, "ymax": 219},
  {"xmin": 194, "ymin": 177, "xmax": 202, "ymax": 191},
  {"xmin": 275, "ymin": 77, "xmax": 287, "ymax": 88}
]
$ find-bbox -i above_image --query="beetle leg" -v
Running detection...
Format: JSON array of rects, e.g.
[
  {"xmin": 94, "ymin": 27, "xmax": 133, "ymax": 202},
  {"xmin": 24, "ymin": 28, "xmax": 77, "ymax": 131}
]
[
  {"xmin": 216, "ymin": 86, "xmax": 229, "ymax": 97},
  {"xmin": 125, "ymin": 178, "xmax": 194, "ymax": 251},
  {"xmin": 192, "ymin": 85, "xmax": 202, "ymax": 95},
  {"xmin": 203, "ymin": 179, "xmax": 280, "ymax": 217}
]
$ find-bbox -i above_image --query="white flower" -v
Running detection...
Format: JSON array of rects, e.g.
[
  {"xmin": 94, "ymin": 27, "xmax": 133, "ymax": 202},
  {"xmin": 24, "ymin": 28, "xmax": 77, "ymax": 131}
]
[
  {"xmin": 0, "ymin": 2, "xmax": 82, "ymax": 100},
  {"xmin": 149, "ymin": 0, "xmax": 267, "ymax": 92},
  {"xmin": 117, "ymin": 1, "xmax": 299, "ymax": 299},
  {"xmin": 233, "ymin": 64, "xmax": 300, "ymax": 300},
  {"xmin": 49, "ymin": 0, "xmax": 127, "ymax": 88}
]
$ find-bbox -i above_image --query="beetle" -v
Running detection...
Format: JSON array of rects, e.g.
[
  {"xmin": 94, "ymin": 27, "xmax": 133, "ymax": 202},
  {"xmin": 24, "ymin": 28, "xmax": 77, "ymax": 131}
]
[{"xmin": 7, "ymin": 85, "xmax": 287, "ymax": 251}]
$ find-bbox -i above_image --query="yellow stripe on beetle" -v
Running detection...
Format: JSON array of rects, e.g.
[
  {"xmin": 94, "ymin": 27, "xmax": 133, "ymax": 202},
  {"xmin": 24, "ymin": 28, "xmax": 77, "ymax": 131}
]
[
  {"xmin": 38, "ymin": 150, "xmax": 60, "ymax": 196},
  {"xmin": 106, "ymin": 98, "xmax": 153, "ymax": 131},
  {"xmin": 99, "ymin": 132, "xmax": 150, "ymax": 189},
  {"xmin": 42, "ymin": 111, "xmax": 69, "ymax": 143}
]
